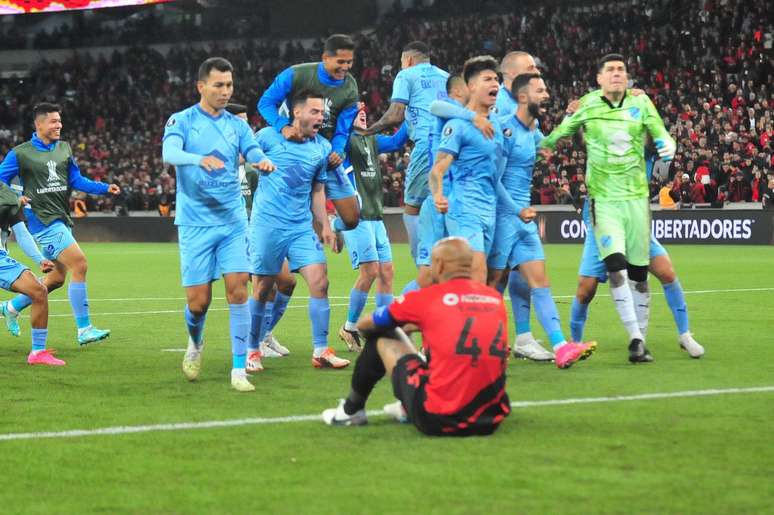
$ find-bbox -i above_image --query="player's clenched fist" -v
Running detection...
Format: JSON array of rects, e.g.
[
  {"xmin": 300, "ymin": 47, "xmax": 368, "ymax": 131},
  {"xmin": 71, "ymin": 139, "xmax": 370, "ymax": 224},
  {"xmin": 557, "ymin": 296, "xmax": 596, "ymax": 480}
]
[
  {"xmin": 200, "ymin": 155, "xmax": 225, "ymax": 172},
  {"xmin": 252, "ymin": 159, "xmax": 275, "ymax": 172},
  {"xmin": 434, "ymin": 193, "xmax": 448, "ymax": 214}
]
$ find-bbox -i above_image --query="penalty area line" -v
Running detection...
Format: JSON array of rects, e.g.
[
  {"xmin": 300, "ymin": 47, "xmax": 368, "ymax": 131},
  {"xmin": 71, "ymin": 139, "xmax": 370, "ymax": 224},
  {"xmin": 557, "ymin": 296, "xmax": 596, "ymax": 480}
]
[{"xmin": 1, "ymin": 386, "xmax": 772, "ymax": 442}]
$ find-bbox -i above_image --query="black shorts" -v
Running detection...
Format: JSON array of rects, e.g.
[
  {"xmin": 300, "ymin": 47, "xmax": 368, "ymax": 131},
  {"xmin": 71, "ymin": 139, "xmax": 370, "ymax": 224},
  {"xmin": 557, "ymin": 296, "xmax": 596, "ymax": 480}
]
[{"xmin": 391, "ymin": 354, "xmax": 505, "ymax": 437}]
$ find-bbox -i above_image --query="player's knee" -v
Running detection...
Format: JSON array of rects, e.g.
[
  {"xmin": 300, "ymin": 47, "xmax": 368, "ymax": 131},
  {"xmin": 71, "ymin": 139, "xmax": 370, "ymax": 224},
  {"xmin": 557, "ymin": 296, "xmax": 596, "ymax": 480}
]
[
  {"xmin": 603, "ymin": 253, "xmax": 627, "ymax": 273},
  {"xmin": 360, "ymin": 263, "xmax": 379, "ymax": 283},
  {"xmin": 307, "ymin": 275, "xmax": 329, "ymax": 297},
  {"xmin": 28, "ymin": 281, "xmax": 48, "ymax": 304},
  {"xmin": 379, "ymin": 262, "xmax": 394, "ymax": 283},
  {"xmin": 277, "ymin": 275, "xmax": 296, "ymax": 296},
  {"xmin": 46, "ymin": 275, "xmax": 65, "ymax": 291},
  {"xmin": 627, "ymin": 264, "xmax": 649, "ymax": 283}
]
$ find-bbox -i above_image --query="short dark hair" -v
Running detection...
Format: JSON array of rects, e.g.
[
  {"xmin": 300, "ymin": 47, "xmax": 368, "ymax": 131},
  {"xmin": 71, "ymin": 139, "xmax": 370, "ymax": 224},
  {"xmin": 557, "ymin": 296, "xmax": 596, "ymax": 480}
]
[
  {"xmin": 291, "ymin": 89, "xmax": 324, "ymax": 107},
  {"xmin": 446, "ymin": 74, "xmax": 465, "ymax": 94},
  {"xmin": 198, "ymin": 57, "xmax": 233, "ymax": 81},
  {"xmin": 324, "ymin": 34, "xmax": 355, "ymax": 55},
  {"xmin": 403, "ymin": 41, "xmax": 429, "ymax": 59},
  {"xmin": 511, "ymin": 73, "xmax": 542, "ymax": 98},
  {"xmin": 598, "ymin": 53, "xmax": 626, "ymax": 72},
  {"xmin": 33, "ymin": 102, "xmax": 60, "ymax": 120},
  {"xmin": 225, "ymin": 103, "xmax": 247, "ymax": 115},
  {"xmin": 462, "ymin": 55, "xmax": 499, "ymax": 84}
]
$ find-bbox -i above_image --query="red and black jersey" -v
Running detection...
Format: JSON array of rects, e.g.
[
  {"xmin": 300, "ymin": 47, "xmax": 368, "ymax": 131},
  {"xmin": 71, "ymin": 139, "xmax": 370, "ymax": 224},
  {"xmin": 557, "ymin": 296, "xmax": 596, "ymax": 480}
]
[{"xmin": 388, "ymin": 278, "xmax": 510, "ymax": 419}]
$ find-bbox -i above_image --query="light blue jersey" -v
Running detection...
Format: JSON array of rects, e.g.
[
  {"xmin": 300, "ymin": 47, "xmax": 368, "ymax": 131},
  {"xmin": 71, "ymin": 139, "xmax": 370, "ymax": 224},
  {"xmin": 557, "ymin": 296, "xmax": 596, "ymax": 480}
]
[
  {"xmin": 391, "ymin": 63, "xmax": 449, "ymax": 144},
  {"xmin": 495, "ymin": 87, "xmax": 517, "ymax": 117},
  {"xmin": 251, "ymin": 128, "xmax": 329, "ymax": 227},
  {"xmin": 438, "ymin": 116, "xmax": 504, "ymax": 216},
  {"xmin": 499, "ymin": 114, "xmax": 544, "ymax": 212},
  {"xmin": 163, "ymin": 105, "xmax": 263, "ymax": 226}
]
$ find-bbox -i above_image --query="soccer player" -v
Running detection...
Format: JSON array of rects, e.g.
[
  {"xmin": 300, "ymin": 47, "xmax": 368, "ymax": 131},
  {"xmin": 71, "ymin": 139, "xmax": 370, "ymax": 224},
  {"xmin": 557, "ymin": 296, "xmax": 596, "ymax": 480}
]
[
  {"xmin": 429, "ymin": 56, "xmax": 503, "ymax": 285},
  {"xmin": 249, "ymin": 91, "xmax": 350, "ymax": 370},
  {"xmin": 162, "ymin": 57, "xmax": 275, "ymax": 392},
  {"xmin": 0, "ymin": 103, "xmax": 119, "ymax": 345},
  {"xmin": 225, "ymin": 103, "xmax": 291, "ymax": 360},
  {"xmin": 322, "ymin": 237, "xmax": 510, "ymax": 436},
  {"xmin": 0, "ymin": 183, "xmax": 61, "ymax": 365},
  {"xmin": 363, "ymin": 41, "xmax": 449, "ymax": 263},
  {"xmin": 494, "ymin": 51, "xmax": 540, "ymax": 117},
  {"xmin": 540, "ymin": 54, "xmax": 677, "ymax": 363},
  {"xmin": 488, "ymin": 73, "xmax": 594, "ymax": 367},
  {"xmin": 570, "ymin": 154, "xmax": 705, "ymax": 359},
  {"xmin": 258, "ymin": 34, "xmax": 361, "ymax": 229},
  {"xmin": 337, "ymin": 108, "xmax": 408, "ymax": 352}
]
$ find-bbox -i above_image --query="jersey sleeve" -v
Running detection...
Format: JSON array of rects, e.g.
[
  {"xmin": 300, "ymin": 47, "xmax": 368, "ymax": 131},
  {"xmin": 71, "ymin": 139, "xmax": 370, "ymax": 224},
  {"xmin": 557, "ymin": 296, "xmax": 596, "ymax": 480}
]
[
  {"xmin": 162, "ymin": 112, "xmax": 188, "ymax": 144},
  {"xmin": 387, "ymin": 290, "xmax": 426, "ymax": 326},
  {"xmin": 375, "ymin": 122, "xmax": 409, "ymax": 153},
  {"xmin": 257, "ymin": 67, "xmax": 294, "ymax": 130},
  {"xmin": 640, "ymin": 95, "xmax": 672, "ymax": 143},
  {"xmin": 540, "ymin": 105, "xmax": 587, "ymax": 150},
  {"xmin": 430, "ymin": 100, "xmax": 474, "ymax": 122},
  {"xmin": 390, "ymin": 70, "xmax": 411, "ymax": 104},
  {"xmin": 437, "ymin": 119, "xmax": 465, "ymax": 158},
  {"xmin": 237, "ymin": 119, "xmax": 260, "ymax": 156},
  {"xmin": 0, "ymin": 150, "xmax": 20, "ymax": 184}
]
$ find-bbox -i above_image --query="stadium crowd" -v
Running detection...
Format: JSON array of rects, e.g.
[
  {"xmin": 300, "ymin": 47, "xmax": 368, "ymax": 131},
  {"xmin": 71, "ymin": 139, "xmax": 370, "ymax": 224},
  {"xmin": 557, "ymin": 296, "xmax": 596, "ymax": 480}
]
[{"xmin": 0, "ymin": 0, "xmax": 772, "ymax": 213}]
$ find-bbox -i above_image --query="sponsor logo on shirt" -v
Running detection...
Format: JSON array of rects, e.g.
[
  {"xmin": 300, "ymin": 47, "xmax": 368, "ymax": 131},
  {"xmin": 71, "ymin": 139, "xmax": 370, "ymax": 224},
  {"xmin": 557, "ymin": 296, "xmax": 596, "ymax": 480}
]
[{"xmin": 442, "ymin": 293, "xmax": 459, "ymax": 306}]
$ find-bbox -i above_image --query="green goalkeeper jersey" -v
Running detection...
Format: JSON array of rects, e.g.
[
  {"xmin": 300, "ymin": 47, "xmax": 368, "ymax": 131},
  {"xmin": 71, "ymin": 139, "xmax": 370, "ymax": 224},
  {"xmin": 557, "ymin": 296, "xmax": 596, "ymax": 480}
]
[{"xmin": 540, "ymin": 90, "xmax": 673, "ymax": 200}]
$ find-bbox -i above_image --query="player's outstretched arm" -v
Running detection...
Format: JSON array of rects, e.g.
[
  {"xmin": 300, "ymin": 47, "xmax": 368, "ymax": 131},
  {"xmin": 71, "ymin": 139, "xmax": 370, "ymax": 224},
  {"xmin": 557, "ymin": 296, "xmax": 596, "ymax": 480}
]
[
  {"xmin": 641, "ymin": 96, "xmax": 676, "ymax": 161},
  {"xmin": 429, "ymin": 100, "xmax": 494, "ymax": 139},
  {"xmin": 257, "ymin": 67, "xmax": 294, "ymax": 132},
  {"xmin": 67, "ymin": 157, "xmax": 113, "ymax": 195},
  {"xmin": 375, "ymin": 122, "xmax": 409, "ymax": 154},
  {"xmin": 540, "ymin": 103, "xmax": 587, "ymax": 151},
  {"xmin": 363, "ymin": 101, "xmax": 406, "ymax": 136}
]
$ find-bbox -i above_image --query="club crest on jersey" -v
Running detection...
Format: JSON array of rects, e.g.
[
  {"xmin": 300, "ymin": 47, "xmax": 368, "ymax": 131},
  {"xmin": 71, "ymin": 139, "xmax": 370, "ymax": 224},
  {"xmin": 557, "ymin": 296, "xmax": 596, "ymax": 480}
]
[
  {"xmin": 443, "ymin": 126, "xmax": 453, "ymax": 137},
  {"xmin": 503, "ymin": 128, "xmax": 512, "ymax": 138},
  {"xmin": 442, "ymin": 293, "xmax": 460, "ymax": 306},
  {"xmin": 46, "ymin": 160, "xmax": 59, "ymax": 182},
  {"xmin": 628, "ymin": 107, "xmax": 641, "ymax": 120}
]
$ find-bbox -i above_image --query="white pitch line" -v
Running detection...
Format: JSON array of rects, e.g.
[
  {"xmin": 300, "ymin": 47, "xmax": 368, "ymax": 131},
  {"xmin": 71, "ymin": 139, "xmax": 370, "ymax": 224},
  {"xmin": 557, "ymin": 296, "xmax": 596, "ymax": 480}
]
[
  {"xmin": 46, "ymin": 303, "xmax": 353, "ymax": 318},
  {"xmin": 1, "ymin": 386, "xmax": 772, "ymax": 442},
  {"xmin": 36, "ymin": 287, "xmax": 774, "ymax": 304}
]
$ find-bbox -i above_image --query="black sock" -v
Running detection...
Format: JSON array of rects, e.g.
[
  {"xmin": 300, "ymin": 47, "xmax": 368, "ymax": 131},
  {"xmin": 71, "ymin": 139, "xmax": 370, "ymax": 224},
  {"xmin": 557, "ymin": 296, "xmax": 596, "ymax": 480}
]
[{"xmin": 343, "ymin": 334, "xmax": 386, "ymax": 415}]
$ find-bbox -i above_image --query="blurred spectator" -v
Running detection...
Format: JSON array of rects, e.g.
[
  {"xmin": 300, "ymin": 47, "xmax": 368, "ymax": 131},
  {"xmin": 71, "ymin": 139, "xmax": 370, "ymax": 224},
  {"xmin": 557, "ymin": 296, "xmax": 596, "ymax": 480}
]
[
  {"xmin": 539, "ymin": 177, "xmax": 556, "ymax": 205},
  {"xmin": 763, "ymin": 178, "xmax": 774, "ymax": 210}
]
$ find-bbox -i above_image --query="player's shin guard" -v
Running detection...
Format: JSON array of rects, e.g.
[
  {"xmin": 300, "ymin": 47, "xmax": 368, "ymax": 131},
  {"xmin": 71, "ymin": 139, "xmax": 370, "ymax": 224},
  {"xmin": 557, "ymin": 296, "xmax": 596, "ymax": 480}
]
[
  {"xmin": 608, "ymin": 271, "xmax": 644, "ymax": 341},
  {"xmin": 10, "ymin": 294, "xmax": 32, "ymax": 313},
  {"xmin": 508, "ymin": 271, "xmax": 532, "ymax": 336},
  {"xmin": 68, "ymin": 282, "xmax": 91, "ymax": 329},
  {"xmin": 261, "ymin": 301, "xmax": 274, "ymax": 341},
  {"xmin": 248, "ymin": 298, "xmax": 266, "ymax": 351},
  {"xmin": 629, "ymin": 280, "xmax": 651, "ymax": 338},
  {"xmin": 309, "ymin": 297, "xmax": 330, "ymax": 351},
  {"xmin": 268, "ymin": 292, "xmax": 291, "ymax": 332},
  {"xmin": 344, "ymin": 334, "xmax": 386, "ymax": 415},
  {"xmin": 31, "ymin": 328, "xmax": 47, "ymax": 352},
  {"xmin": 663, "ymin": 279, "xmax": 690, "ymax": 335},
  {"xmin": 229, "ymin": 303, "xmax": 250, "ymax": 370},
  {"xmin": 346, "ymin": 288, "xmax": 369, "ymax": 330},
  {"xmin": 402, "ymin": 213, "xmax": 420, "ymax": 262},
  {"xmin": 184, "ymin": 305, "xmax": 206, "ymax": 349},
  {"xmin": 570, "ymin": 298, "xmax": 589, "ymax": 343},
  {"xmin": 375, "ymin": 293, "xmax": 393, "ymax": 309},
  {"xmin": 532, "ymin": 287, "xmax": 566, "ymax": 348}
]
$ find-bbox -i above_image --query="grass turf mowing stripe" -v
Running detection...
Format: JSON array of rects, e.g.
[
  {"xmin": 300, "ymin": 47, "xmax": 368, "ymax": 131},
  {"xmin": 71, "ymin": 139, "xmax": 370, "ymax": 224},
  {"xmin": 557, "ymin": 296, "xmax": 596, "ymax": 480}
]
[{"xmin": 2, "ymin": 386, "xmax": 772, "ymax": 442}]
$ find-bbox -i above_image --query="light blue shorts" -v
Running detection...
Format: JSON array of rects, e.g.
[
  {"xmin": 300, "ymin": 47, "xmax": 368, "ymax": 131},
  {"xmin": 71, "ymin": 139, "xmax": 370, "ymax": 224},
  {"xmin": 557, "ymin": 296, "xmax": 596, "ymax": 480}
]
[
  {"xmin": 404, "ymin": 139, "xmax": 433, "ymax": 208},
  {"xmin": 178, "ymin": 222, "xmax": 249, "ymax": 287},
  {"xmin": 342, "ymin": 219, "xmax": 392, "ymax": 269},
  {"xmin": 0, "ymin": 250, "xmax": 28, "ymax": 291},
  {"xmin": 34, "ymin": 221, "xmax": 76, "ymax": 260},
  {"xmin": 488, "ymin": 217, "xmax": 544, "ymax": 270},
  {"xmin": 416, "ymin": 196, "xmax": 446, "ymax": 267},
  {"xmin": 325, "ymin": 166, "xmax": 357, "ymax": 200},
  {"xmin": 250, "ymin": 222, "xmax": 326, "ymax": 275},
  {"xmin": 445, "ymin": 212, "xmax": 495, "ymax": 255},
  {"xmin": 580, "ymin": 224, "xmax": 667, "ymax": 282}
]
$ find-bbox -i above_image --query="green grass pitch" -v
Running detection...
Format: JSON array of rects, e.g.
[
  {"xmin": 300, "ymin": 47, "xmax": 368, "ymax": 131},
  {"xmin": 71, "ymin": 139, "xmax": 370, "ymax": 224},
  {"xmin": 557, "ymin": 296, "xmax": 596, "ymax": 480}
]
[{"xmin": 0, "ymin": 242, "xmax": 772, "ymax": 514}]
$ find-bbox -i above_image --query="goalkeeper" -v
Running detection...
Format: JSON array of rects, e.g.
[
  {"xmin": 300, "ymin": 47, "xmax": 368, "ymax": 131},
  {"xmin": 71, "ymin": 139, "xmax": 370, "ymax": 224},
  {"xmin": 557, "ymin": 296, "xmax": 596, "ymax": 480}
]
[{"xmin": 539, "ymin": 53, "xmax": 676, "ymax": 363}]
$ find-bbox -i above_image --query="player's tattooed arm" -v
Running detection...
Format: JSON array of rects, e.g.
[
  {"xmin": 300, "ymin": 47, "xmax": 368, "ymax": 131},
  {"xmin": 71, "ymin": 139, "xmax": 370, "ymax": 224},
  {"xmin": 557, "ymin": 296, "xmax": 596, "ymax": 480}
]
[
  {"xmin": 363, "ymin": 102, "xmax": 406, "ymax": 136},
  {"xmin": 429, "ymin": 152, "xmax": 454, "ymax": 213}
]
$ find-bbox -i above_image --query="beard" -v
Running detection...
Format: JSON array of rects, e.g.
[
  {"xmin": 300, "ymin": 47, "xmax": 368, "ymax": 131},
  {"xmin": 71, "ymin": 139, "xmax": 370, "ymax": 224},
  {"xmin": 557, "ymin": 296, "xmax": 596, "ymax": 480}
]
[{"xmin": 528, "ymin": 101, "xmax": 543, "ymax": 120}]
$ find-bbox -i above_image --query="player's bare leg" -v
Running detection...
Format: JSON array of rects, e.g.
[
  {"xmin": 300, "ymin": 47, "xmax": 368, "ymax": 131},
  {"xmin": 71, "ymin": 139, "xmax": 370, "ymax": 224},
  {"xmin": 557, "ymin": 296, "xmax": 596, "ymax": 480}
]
[
  {"xmin": 649, "ymin": 254, "xmax": 704, "ymax": 358},
  {"xmin": 332, "ymin": 197, "xmax": 360, "ymax": 230}
]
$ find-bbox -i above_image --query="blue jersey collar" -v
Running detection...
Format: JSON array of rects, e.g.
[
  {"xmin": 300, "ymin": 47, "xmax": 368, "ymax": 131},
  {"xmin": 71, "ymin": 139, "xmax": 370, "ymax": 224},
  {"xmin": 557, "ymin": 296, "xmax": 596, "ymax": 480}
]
[
  {"xmin": 31, "ymin": 132, "xmax": 57, "ymax": 151},
  {"xmin": 317, "ymin": 62, "xmax": 344, "ymax": 87},
  {"xmin": 195, "ymin": 103, "xmax": 225, "ymax": 120}
]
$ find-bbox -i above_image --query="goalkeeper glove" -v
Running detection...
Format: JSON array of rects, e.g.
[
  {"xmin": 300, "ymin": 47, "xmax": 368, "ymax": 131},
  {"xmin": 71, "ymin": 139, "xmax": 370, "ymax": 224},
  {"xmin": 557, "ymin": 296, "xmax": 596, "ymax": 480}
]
[{"xmin": 654, "ymin": 138, "xmax": 676, "ymax": 162}]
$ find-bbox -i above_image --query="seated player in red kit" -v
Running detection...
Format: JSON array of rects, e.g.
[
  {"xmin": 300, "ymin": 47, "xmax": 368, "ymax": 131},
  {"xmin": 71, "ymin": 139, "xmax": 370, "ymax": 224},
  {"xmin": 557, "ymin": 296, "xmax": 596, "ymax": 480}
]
[{"xmin": 322, "ymin": 237, "xmax": 511, "ymax": 436}]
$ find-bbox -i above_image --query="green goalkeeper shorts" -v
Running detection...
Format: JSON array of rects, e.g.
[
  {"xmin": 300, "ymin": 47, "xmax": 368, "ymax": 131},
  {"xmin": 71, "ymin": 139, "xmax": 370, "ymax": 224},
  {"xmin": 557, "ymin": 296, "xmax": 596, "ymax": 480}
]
[{"xmin": 590, "ymin": 197, "xmax": 651, "ymax": 266}]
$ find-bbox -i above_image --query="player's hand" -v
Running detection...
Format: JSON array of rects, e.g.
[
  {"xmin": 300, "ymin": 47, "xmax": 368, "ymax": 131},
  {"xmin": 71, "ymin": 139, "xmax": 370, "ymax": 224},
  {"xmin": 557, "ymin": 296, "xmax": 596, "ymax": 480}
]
[
  {"xmin": 252, "ymin": 159, "xmax": 275, "ymax": 173},
  {"xmin": 434, "ymin": 193, "xmax": 448, "ymax": 214},
  {"xmin": 630, "ymin": 88, "xmax": 645, "ymax": 96},
  {"xmin": 281, "ymin": 125, "xmax": 304, "ymax": 142},
  {"xmin": 472, "ymin": 114, "xmax": 494, "ymax": 139},
  {"xmin": 19, "ymin": 196, "xmax": 30, "ymax": 206},
  {"xmin": 39, "ymin": 259, "xmax": 55, "ymax": 273},
  {"xmin": 654, "ymin": 138, "xmax": 676, "ymax": 162},
  {"xmin": 537, "ymin": 147, "xmax": 553, "ymax": 161},
  {"xmin": 519, "ymin": 207, "xmax": 537, "ymax": 223},
  {"xmin": 327, "ymin": 152, "xmax": 343, "ymax": 169},
  {"xmin": 107, "ymin": 184, "xmax": 121, "ymax": 195},
  {"xmin": 320, "ymin": 226, "xmax": 336, "ymax": 250},
  {"xmin": 200, "ymin": 155, "xmax": 225, "ymax": 172},
  {"xmin": 565, "ymin": 99, "xmax": 580, "ymax": 116}
]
